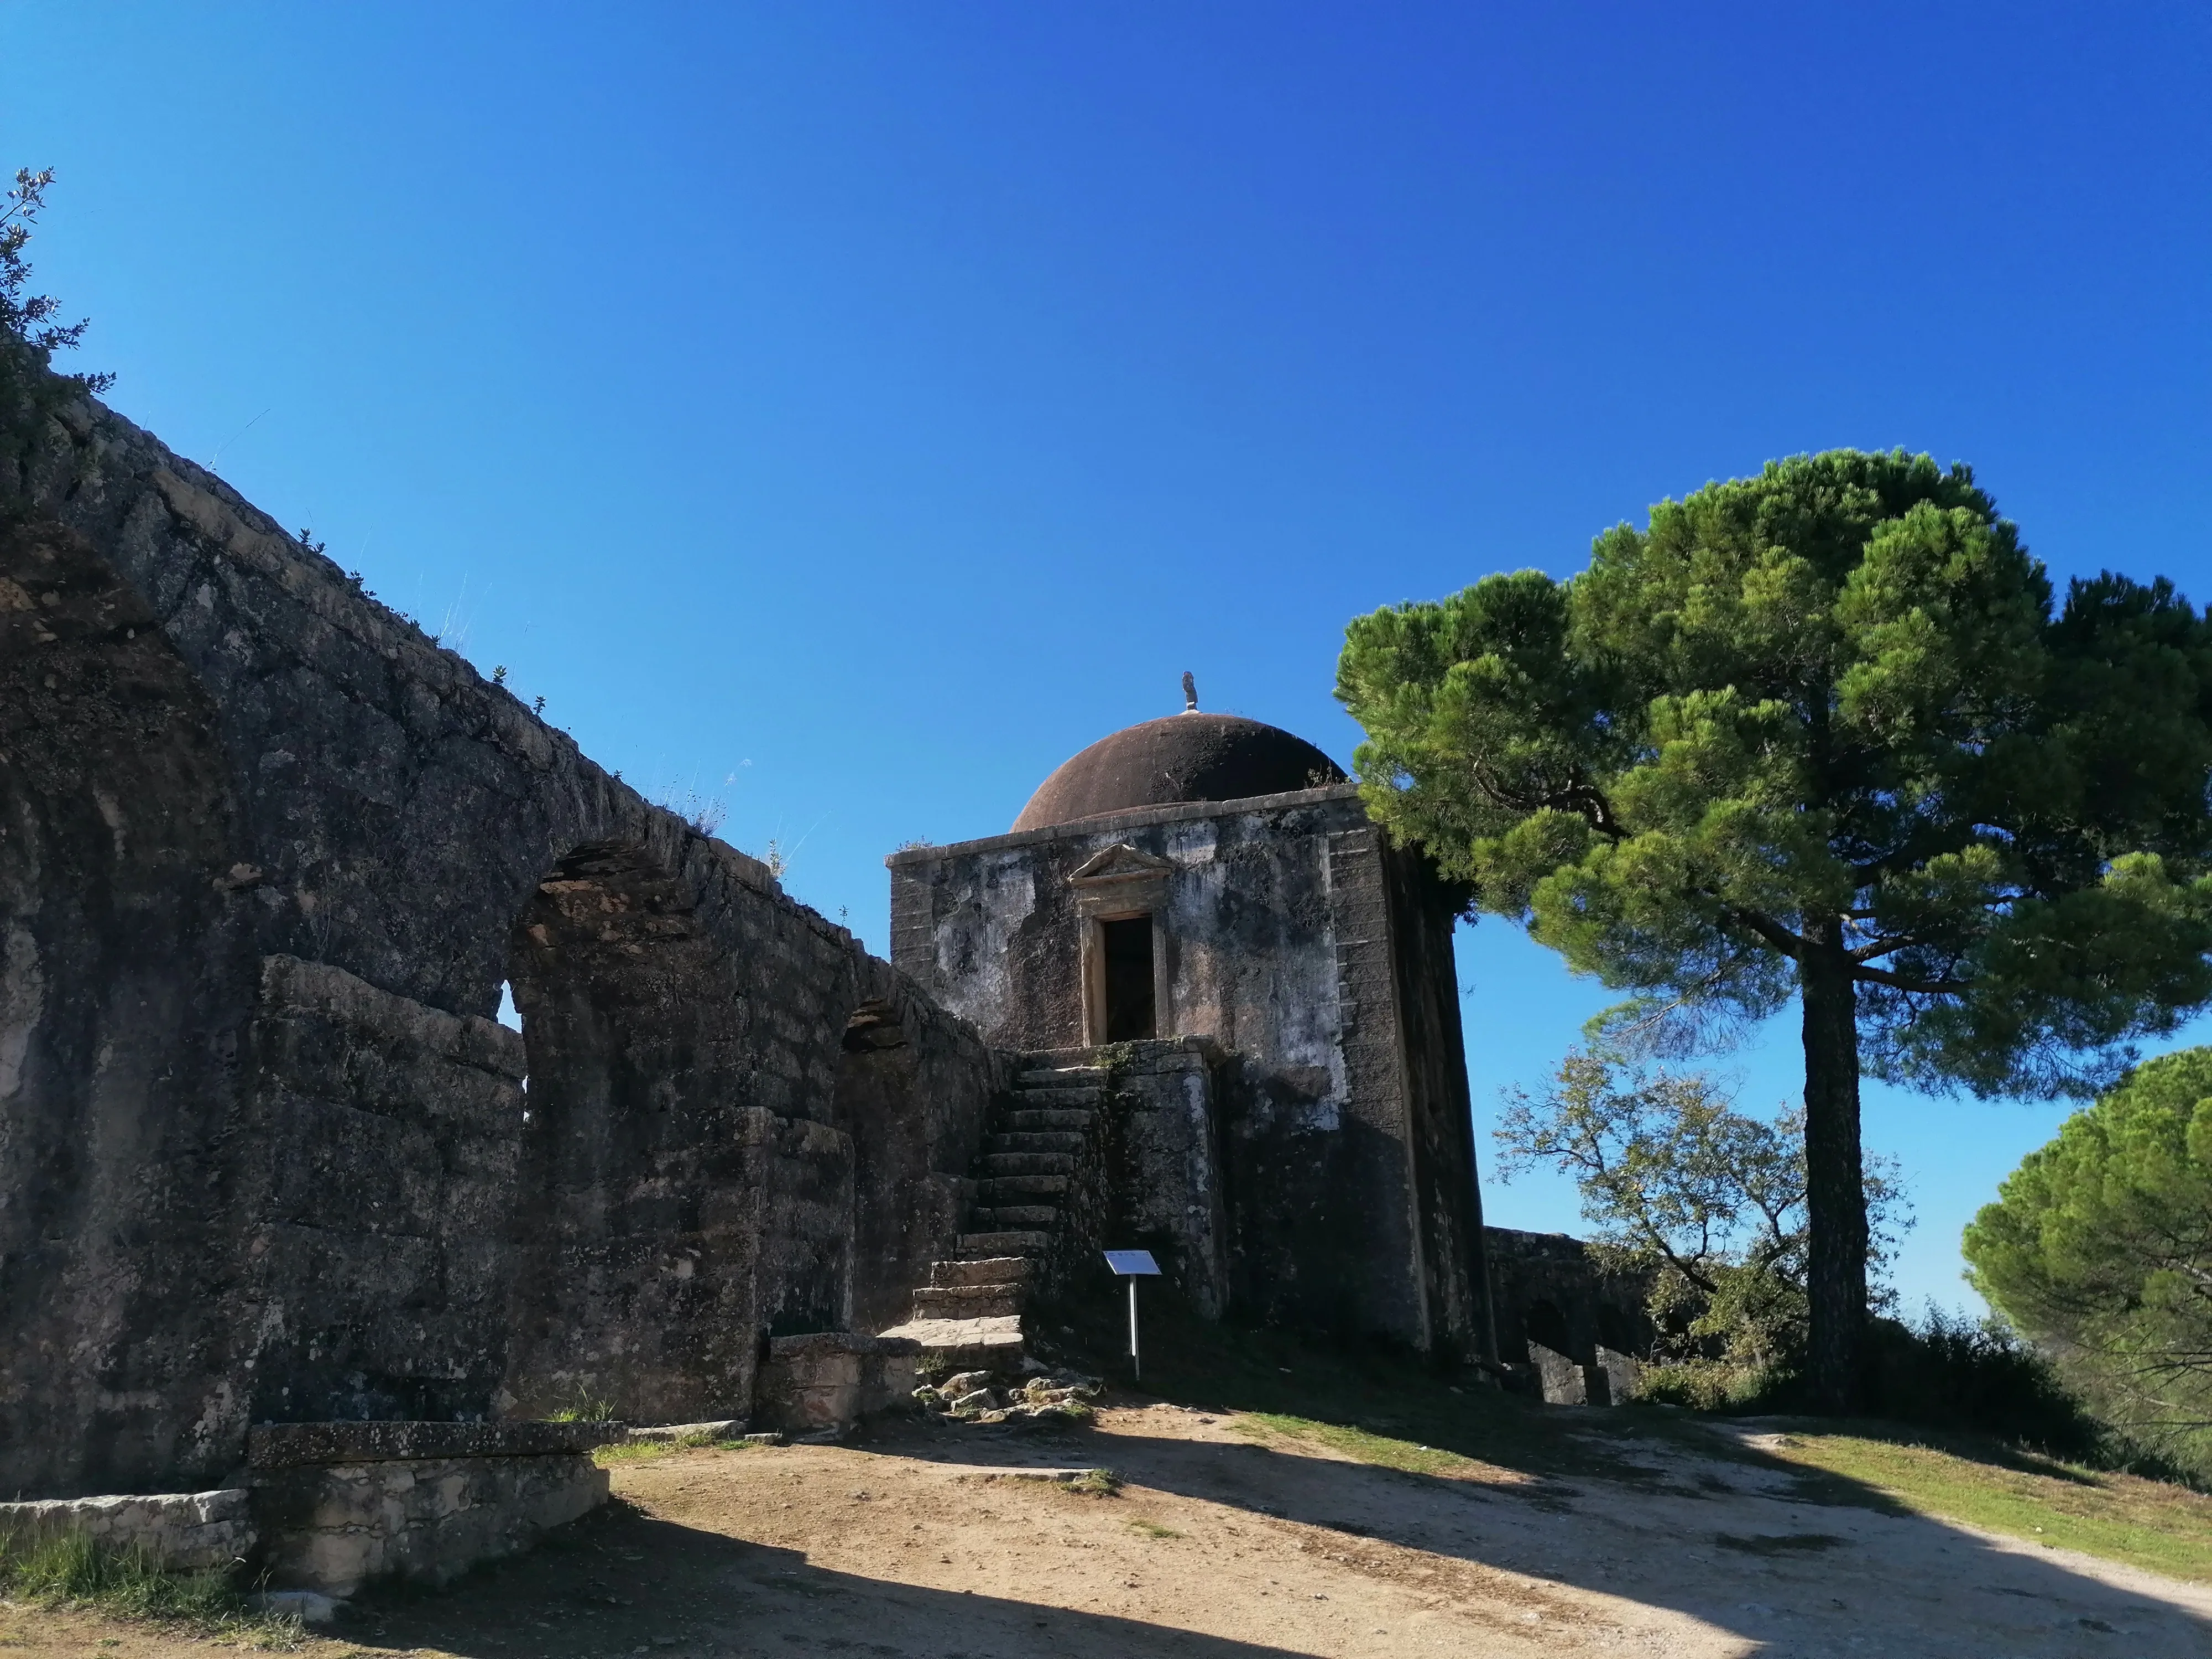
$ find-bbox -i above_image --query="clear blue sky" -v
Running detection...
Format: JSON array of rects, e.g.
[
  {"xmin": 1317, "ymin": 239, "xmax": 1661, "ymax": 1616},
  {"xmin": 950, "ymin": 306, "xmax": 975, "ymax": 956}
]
[{"xmin": 12, "ymin": 2, "xmax": 2212, "ymax": 1317}]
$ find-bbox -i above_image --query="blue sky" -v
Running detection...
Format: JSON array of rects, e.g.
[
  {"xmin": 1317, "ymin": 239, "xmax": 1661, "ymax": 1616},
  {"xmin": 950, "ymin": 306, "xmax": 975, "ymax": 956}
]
[{"xmin": 11, "ymin": 2, "xmax": 2212, "ymax": 1316}]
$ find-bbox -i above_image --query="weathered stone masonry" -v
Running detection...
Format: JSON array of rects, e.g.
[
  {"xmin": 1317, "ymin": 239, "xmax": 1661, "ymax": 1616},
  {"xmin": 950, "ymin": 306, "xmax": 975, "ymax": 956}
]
[
  {"xmin": 889, "ymin": 785, "xmax": 1492, "ymax": 1360},
  {"xmin": 2, "ymin": 370, "xmax": 1637, "ymax": 1546},
  {"xmin": 1, "ymin": 387, "xmax": 1001, "ymax": 1499}
]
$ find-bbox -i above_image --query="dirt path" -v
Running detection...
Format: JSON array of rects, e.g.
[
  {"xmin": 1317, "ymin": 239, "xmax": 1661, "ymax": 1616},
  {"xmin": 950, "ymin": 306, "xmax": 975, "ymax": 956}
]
[{"xmin": 6, "ymin": 1404, "xmax": 2208, "ymax": 1658}]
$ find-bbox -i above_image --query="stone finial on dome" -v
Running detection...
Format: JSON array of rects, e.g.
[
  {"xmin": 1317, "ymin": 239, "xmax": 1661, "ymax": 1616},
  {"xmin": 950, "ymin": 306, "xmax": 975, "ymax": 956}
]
[{"xmin": 1182, "ymin": 671, "xmax": 1198, "ymax": 713}]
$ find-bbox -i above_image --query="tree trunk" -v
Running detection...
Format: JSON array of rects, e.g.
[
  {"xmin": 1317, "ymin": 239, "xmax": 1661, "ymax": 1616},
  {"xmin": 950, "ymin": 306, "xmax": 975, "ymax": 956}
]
[{"xmin": 1800, "ymin": 917, "xmax": 1867, "ymax": 1412}]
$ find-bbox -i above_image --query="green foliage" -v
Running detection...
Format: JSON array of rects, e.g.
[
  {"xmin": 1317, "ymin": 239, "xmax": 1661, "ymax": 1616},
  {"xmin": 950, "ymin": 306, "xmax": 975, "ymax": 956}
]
[
  {"xmin": 1338, "ymin": 449, "xmax": 2212, "ymax": 1099},
  {"xmin": 1340, "ymin": 448, "xmax": 2212, "ymax": 1400},
  {"xmin": 1859, "ymin": 1307, "xmax": 2106, "ymax": 1460},
  {"xmin": 543, "ymin": 1386, "xmax": 619, "ymax": 1423},
  {"xmin": 1496, "ymin": 1045, "xmax": 1906, "ymax": 1375},
  {"xmin": 1637, "ymin": 1306, "xmax": 2110, "ymax": 1462},
  {"xmin": 1, "ymin": 167, "xmax": 112, "ymax": 396},
  {"xmin": 1966, "ymin": 1047, "xmax": 2212, "ymax": 1472}
]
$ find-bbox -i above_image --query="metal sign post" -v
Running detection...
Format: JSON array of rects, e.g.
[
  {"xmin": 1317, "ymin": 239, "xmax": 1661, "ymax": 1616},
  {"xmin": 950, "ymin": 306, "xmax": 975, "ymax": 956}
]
[{"xmin": 1102, "ymin": 1250, "xmax": 1162, "ymax": 1382}]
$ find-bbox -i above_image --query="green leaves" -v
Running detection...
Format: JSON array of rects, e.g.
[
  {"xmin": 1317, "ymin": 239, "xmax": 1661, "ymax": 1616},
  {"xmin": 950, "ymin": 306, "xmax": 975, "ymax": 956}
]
[
  {"xmin": 0, "ymin": 168, "xmax": 111, "ymax": 396},
  {"xmin": 1966, "ymin": 1049, "xmax": 2212, "ymax": 1465},
  {"xmin": 1497, "ymin": 1045, "xmax": 1908, "ymax": 1373},
  {"xmin": 1337, "ymin": 447, "xmax": 2212, "ymax": 1098}
]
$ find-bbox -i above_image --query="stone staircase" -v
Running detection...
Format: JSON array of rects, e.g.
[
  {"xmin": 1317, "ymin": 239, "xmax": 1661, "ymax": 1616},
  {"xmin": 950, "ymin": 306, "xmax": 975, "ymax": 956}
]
[{"xmin": 880, "ymin": 1054, "xmax": 1110, "ymax": 1369}]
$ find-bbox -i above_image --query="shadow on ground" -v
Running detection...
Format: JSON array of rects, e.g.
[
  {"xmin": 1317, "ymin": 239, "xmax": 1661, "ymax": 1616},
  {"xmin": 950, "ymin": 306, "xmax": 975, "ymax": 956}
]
[
  {"xmin": 338, "ymin": 1300, "xmax": 2210, "ymax": 1658},
  {"xmin": 352, "ymin": 1504, "xmax": 1312, "ymax": 1659}
]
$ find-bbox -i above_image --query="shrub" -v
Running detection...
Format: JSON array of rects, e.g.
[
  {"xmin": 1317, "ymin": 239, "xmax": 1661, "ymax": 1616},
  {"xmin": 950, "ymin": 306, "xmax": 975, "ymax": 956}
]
[{"xmin": 1861, "ymin": 1307, "xmax": 2104, "ymax": 1459}]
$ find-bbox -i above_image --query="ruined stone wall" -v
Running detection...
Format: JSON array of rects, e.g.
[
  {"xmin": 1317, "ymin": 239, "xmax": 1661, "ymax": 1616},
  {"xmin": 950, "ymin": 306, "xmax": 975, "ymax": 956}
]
[
  {"xmin": 2, "ymin": 386, "xmax": 1003, "ymax": 1495},
  {"xmin": 889, "ymin": 793, "xmax": 1486, "ymax": 1354},
  {"xmin": 1484, "ymin": 1227, "xmax": 1654, "ymax": 1368},
  {"xmin": 0, "ymin": 505, "xmax": 263, "ymax": 1495},
  {"xmin": 831, "ymin": 993, "xmax": 1011, "ymax": 1337},
  {"xmin": 246, "ymin": 954, "xmax": 525, "ymax": 1426}
]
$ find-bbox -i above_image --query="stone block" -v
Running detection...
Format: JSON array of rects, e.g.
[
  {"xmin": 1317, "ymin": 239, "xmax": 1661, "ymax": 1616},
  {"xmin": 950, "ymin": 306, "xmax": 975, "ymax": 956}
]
[
  {"xmin": 252, "ymin": 1452, "xmax": 608, "ymax": 1596},
  {"xmin": 1526, "ymin": 1341, "xmax": 1588, "ymax": 1406},
  {"xmin": 0, "ymin": 1488, "xmax": 255, "ymax": 1571},
  {"xmin": 753, "ymin": 1332, "xmax": 921, "ymax": 1433},
  {"xmin": 1592, "ymin": 1345, "xmax": 1640, "ymax": 1407}
]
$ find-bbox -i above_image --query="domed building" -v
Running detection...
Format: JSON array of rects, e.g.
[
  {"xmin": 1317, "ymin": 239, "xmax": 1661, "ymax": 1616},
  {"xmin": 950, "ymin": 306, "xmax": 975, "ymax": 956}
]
[{"xmin": 888, "ymin": 683, "xmax": 1494, "ymax": 1361}]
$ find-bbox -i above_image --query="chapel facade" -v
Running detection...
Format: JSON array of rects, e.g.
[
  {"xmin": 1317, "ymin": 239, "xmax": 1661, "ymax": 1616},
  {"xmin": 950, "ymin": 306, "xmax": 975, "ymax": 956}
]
[{"xmin": 888, "ymin": 691, "xmax": 1496, "ymax": 1360}]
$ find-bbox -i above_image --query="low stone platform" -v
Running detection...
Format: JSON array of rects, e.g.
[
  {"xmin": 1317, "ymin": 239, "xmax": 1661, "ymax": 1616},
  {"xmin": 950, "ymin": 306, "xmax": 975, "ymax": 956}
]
[
  {"xmin": 0, "ymin": 1489, "xmax": 253, "ymax": 1572},
  {"xmin": 249, "ymin": 1421, "xmax": 613, "ymax": 1596}
]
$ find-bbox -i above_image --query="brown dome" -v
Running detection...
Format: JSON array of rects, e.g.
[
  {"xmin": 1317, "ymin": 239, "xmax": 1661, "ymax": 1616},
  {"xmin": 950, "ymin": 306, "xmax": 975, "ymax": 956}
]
[{"xmin": 1012, "ymin": 712, "xmax": 1346, "ymax": 832}]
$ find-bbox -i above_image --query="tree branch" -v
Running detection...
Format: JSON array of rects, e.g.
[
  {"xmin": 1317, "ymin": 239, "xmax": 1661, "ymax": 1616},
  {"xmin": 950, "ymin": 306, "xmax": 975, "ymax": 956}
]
[
  {"xmin": 1723, "ymin": 905, "xmax": 1807, "ymax": 962},
  {"xmin": 1848, "ymin": 960, "xmax": 1970, "ymax": 994}
]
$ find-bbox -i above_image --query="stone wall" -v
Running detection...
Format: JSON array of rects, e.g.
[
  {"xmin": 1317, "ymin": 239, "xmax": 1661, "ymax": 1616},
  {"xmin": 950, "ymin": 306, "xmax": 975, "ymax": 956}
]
[
  {"xmin": 1095, "ymin": 1039, "xmax": 1229, "ymax": 1319},
  {"xmin": 0, "ymin": 503, "xmax": 260, "ymax": 1495},
  {"xmin": 2, "ymin": 383, "xmax": 1006, "ymax": 1496},
  {"xmin": 1485, "ymin": 1226, "xmax": 1653, "ymax": 1370},
  {"xmin": 245, "ymin": 955, "xmax": 526, "ymax": 1425},
  {"xmin": 1379, "ymin": 842, "xmax": 1491, "ymax": 1361},
  {"xmin": 752, "ymin": 1332, "xmax": 921, "ymax": 1435},
  {"xmin": 831, "ymin": 993, "xmax": 1012, "ymax": 1337}
]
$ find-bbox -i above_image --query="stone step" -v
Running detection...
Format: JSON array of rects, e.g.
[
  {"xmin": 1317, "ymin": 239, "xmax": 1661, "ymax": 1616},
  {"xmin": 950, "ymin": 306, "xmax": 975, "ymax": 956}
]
[
  {"xmin": 988, "ymin": 1130, "xmax": 1087, "ymax": 1156},
  {"xmin": 930, "ymin": 1256, "xmax": 1035, "ymax": 1288},
  {"xmin": 982, "ymin": 1151, "xmax": 1075, "ymax": 1177},
  {"xmin": 1009, "ymin": 1086, "xmax": 1105, "ymax": 1109},
  {"xmin": 957, "ymin": 1230, "xmax": 1052, "ymax": 1256},
  {"xmin": 1019, "ymin": 1065, "xmax": 1107, "ymax": 1087},
  {"xmin": 875, "ymin": 1314, "xmax": 1027, "ymax": 1373},
  {"xmin": 978, "ymin": 1173, "xmax": 1068, "ymax": 1201},
  {"xmin": 912, "ymin": 1283, "xmax": 1026, "ymax": 1318},
  {"xmin": 998, "ymin": 1108, "xmax": 1095, "ymax": 1133},
  {"xmin": 966, "ymin": 1209, "xmax": 1056, "ymax": 1233}
]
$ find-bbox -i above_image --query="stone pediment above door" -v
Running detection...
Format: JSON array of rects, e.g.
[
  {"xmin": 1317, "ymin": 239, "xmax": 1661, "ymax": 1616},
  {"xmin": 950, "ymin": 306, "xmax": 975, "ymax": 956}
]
[{"xmin": 1068, "ymin": 843, "xmax": 1175, "ymax": 915}]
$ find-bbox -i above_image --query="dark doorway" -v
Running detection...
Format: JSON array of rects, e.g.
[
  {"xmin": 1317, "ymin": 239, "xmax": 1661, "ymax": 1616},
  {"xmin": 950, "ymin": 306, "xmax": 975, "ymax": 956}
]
[{"xmin": 1100, "ymin": 915, "xmax": 1156, "ymax": 1040}]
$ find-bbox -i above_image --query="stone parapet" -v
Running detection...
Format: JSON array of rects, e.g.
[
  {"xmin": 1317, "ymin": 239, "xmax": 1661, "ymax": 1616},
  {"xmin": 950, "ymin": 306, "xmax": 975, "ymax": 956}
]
[
  {"xmin": 251, "ymin": 1451, "xmax": 607, "ymax": 1596},
  {"xmin": 0, "ymin": 1489, "xmax": 253, "ymax": 1572}
]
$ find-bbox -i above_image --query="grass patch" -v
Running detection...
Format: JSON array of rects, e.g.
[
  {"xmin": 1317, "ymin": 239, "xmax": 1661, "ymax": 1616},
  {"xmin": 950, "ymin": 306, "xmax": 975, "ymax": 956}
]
[
  {"xmin": 1746, "ymin": 1425, "xmax": 2212, "ymax": 1583},
  {"xmin": 592, "ymin": 1434, "xmax": 751, "ymax": 1465},
  {"xmin": 1036, "ymin": 1281, "xmax": 1657, "ymax": 1484},
  {"xmin": 1231, "ymin": 1412, "xmax": 1488, "ymax": 1480},
  {"xmin": 1126, "ymin": 1519, "xmax": 1183, "ymax": 1540},
  {"xmin": 1063, "ymin": 1468, "xmax": 1122, "ymax": 1498},
  {"xmin": 0, "ymin": 1532, "xmax": 298, "ymax": 1644}
]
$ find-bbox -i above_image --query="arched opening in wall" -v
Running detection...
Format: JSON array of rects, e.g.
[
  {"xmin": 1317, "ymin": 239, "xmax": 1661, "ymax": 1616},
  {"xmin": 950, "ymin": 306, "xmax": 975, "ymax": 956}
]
[
  {"xmin": 1522, "ymin": 1299, "xmax": 1572, "ymax": 1361},
  {"xmin": 0, "ymin": 519, "xmax": 253, "ymax": 1496},
  {"xmin": 499, "ymin": 840, "xmax": 813, "ymax": 1425}
]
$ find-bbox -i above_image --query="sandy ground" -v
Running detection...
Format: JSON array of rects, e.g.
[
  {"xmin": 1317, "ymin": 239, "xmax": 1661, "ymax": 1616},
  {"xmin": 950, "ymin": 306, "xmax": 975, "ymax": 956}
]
[{"xmin": 6, "ymin": 1404, "xmax": 2210, "ymax": 1658}]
